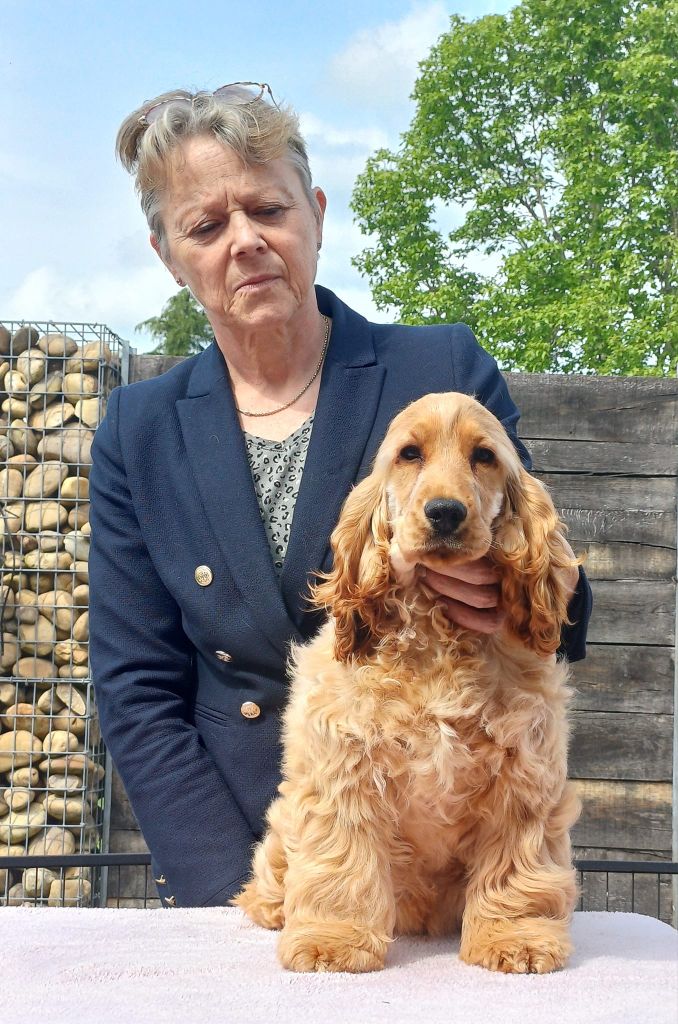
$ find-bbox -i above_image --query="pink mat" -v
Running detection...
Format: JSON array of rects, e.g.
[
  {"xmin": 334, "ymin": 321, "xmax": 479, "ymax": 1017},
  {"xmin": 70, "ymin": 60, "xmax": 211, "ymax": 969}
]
[{"xmin": 4, "ymin": 908, "xmax": 676, "ymax": 1023}]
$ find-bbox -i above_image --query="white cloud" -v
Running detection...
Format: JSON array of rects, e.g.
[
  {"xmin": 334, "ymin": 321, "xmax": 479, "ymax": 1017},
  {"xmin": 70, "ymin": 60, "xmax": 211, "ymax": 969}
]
[
  {"xmin": 1, "ymin": 263, "xmax": 177, "ymax": 351},
  {"xmin": 300, "ymin": 112, "xmax": 390, "ymax": 197},
  {"xmin": 328, "ymin": 2, "xmax": 450, "ymax": 110},
  {"xmin": 300, "ymin": 114, "xmax": 390, "ymax": 153}
]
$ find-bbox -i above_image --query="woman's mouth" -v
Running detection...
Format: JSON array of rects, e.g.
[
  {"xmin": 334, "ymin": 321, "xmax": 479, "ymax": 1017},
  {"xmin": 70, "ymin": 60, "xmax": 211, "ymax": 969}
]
[{"xmin": 237, "ymin": 276, "xmax": 278, "ymax": 292}]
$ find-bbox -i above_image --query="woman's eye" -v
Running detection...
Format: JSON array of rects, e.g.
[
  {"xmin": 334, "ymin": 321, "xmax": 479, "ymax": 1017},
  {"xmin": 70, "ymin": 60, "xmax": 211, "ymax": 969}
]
[
  {"xmin": 257, "ymin": 206, "xmax": 284, "ymax": 218},
  {"xmin": 472, "ymin": 446, "xmax": 496, "ymax": 466},
  {"xmin": 194, "ymin": 223, "xmax": 217, "ymax": 237},
  {"xmin": 399, "ymin": 445, "xmax": 422, "ymax": 462}
]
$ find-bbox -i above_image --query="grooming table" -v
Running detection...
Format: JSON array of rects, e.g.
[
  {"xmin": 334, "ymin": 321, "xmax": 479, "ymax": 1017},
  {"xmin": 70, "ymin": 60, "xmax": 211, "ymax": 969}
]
[{"xmin": 3, "ymin": 908, "xmax": 676, "ymax": 1023}]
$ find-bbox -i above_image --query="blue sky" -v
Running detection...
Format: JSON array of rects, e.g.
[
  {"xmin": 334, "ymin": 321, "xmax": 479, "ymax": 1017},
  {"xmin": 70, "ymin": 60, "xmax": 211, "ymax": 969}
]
[{"xmin": 1, "ymin": 0, "xmax": 513, "ymax": 350}]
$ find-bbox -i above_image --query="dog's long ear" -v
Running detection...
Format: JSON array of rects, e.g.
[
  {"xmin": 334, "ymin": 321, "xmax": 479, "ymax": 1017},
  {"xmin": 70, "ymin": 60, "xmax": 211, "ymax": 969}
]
[
  {"xmin": 493, "ymin": 466, "xmax": 578, "ymax": 657},
  {"xmin": 311, "ymin": 471, "xmax": 392, "ymax": 662}
]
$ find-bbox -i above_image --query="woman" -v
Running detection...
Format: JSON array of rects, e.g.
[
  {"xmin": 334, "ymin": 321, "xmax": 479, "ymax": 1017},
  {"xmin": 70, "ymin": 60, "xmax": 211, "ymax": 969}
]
[{"xmin": 89, "ymin": 83, "xmax": 591, "ymax": 909}]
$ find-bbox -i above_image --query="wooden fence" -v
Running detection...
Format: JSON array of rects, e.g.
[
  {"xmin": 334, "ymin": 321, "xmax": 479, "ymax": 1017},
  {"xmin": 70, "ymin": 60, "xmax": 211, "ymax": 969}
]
[{"xmin": 107, "ymin": 359, "xmax": 677, "ymax": 914}]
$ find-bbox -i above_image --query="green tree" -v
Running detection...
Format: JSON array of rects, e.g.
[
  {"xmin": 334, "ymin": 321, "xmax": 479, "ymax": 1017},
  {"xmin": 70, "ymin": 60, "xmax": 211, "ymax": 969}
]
[
  {"xmin": 136, "ymin": 288, "xmax": 213, "ymax": 355},
  {"xmin": 351, "ymin": 0, "xmax": 677, "ymax": 374}
]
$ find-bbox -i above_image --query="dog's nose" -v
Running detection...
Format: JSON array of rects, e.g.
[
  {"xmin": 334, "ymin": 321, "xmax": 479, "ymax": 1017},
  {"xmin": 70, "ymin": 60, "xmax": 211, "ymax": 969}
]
[{"xmin": 424, "ymin": 498, "xmax": 468, "ymax": 535}]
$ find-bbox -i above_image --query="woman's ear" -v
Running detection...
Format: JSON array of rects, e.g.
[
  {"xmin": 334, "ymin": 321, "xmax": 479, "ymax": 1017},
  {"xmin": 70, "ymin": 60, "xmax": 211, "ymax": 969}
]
[
  {"xmin": 149, "ymin": 232, "xmax": 182, "ymax": 283},
  {"xmin": 311, "ymin": 470, "xmax": 392, "ymax": 662},
  {"xmin": 311, "ymin": 187, "xmax": 327, "ymax": 252},
  {"xmin": 493, "ymin": 466, "xmax": 578, "ymax": 657}
]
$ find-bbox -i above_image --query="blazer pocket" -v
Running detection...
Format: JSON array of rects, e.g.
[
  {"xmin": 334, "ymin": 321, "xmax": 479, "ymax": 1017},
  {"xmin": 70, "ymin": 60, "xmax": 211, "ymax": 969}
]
[{"xmin": 193, "ymin": 700, "xmax": 233, "ymax": 726}]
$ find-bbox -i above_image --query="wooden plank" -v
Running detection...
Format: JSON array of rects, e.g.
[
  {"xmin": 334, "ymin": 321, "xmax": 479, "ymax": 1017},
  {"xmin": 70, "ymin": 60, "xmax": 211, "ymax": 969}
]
[
  {"xmin": 109, "ymin": 828, "xmax": 149, "ymax": 854},
  {"xmin": 561, "ymin": 507, "xmax": 674, "ymax": 547},
  {"xmin": 571, "ymin": 645, "xmax": 674, "ymax": 715},
  {"xmin": 107, "ymin": 828, "xmax": 155, "ymax": 908},
  {"xmin": 540, "ymin": 474, "xmax": 674, "ymax": 513},
  {"xmin": 575, "ymin": 542, "xmax": 675, "ymax": 581},
  {"xmin": 571, "ymin": 780, "xmax": 672, "ymax": 852},
  {"xmin": 507, "ymin": 374, "xmax": 678, "ymax": 444},
  {"xmin": 130, "ymin": 354, "xmax": 185, "ymax": 382},
  {"xmin": 543, "ymin": 474, "xmax": 676, "ymax": 547},
  {"xmin": 586, "ymin": 580, "xmax": 674, "ymax": 645},
  {"xmin": 109, "ymin": 767, "xmax": 140, "ymax": 830},
  {"xmin": 569, "ymin": 711, "xmax": 673, "ymax": 781},
  {"xmin": 526, "ymin": 439, "xmax": 675, "ymax": 477}
]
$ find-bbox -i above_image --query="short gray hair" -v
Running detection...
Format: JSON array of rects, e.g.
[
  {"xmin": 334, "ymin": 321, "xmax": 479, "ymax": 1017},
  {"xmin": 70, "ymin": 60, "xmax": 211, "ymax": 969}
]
[{"xmin": 116, "ymin": 88, "xmax": 314, "ymax": 255}]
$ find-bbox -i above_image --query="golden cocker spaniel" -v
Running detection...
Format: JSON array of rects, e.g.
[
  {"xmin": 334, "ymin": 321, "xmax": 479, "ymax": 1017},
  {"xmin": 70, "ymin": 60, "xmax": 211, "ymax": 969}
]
[{"xmin": 235, "ymin": 392, "xmax": 581, "ymax": 975}]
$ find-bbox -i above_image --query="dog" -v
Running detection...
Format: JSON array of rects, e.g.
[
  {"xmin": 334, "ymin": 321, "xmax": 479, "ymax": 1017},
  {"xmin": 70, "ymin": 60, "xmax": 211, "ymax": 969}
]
[{"xmin": 234, "ymin": 392, "xmax": 581, "ymax": 974}]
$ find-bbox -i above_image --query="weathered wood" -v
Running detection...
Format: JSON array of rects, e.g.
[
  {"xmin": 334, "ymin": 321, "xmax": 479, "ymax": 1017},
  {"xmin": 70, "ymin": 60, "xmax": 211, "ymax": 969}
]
[
  {"xmin": 130, "ymin": 354, "xmax": 185, "ymax": 382},
  {"xmin": 575, "ymin": 542, "xmax": 675, "ymax": 581},
  {"xmin": 541, "ymin": 474, "xmax": 674, "ymax": 513},
  {"xmin": 571, "ymin": 780, "xmax": 672, "ymax": 852},
  {"xmin": 507, "ymin": 374, "xmax": 678, "ymax": 444},
  {"xmin": 106, "ymin": 828, "xmax": 156, "ymax": 908},
  {"xmin": 526, "ymin": 439, "xmax": 676, "ymax": 476},
  {"xmin": 586, "ymin": 581, "xmax": 674, "ymax": 645},
  {"xmin": 571, "ymin": 645, "xmax": 674, "ymax": 715},
  {"xmin": 561, "ymin": 507, "xmax": 674, "ymax": 547},
  {"xmin": 569, "ymin": 712, "xmax": 673, "ymax": 781},
  {"xmin": 543, "ymin": 474, "xmax": 675, "ymax": 547},
  {"xmin": 110, "ymin": 766, "xmax": 139, "ymax": 830}
]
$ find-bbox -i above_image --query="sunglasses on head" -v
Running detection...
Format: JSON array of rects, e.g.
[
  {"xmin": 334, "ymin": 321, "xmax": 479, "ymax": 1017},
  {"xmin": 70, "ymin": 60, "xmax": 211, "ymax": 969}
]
[{"xmin": 138, "ymin": 81, "xmax": 278, "ymax": 127}]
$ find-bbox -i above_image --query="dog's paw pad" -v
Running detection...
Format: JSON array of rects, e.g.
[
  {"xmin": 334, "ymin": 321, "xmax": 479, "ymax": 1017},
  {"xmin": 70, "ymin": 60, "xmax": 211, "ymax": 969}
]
[
  {"xmin": 279, "ymin": 921, "xmax": 387, "ymax": 973},
  {"xmin": 461, "ymin": 917, "xmax": 572, "ymax": 975}
]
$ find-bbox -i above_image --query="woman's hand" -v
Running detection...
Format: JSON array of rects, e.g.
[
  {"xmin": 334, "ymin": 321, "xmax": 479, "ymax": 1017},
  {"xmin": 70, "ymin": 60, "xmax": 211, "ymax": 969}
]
[
  {"xmin": 424, "ymin": 557, "xmax": 504, "ymax": 634},
  {"xmin": 424, "ymin": 542, "xmax": 580, "ymax": 635}
]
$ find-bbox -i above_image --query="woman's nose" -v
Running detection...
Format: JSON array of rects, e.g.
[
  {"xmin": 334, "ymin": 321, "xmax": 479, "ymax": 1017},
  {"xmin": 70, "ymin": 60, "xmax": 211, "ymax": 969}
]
[{"xmin": 229, "ymin": 213, "xmax": 266, "ymax": 256}]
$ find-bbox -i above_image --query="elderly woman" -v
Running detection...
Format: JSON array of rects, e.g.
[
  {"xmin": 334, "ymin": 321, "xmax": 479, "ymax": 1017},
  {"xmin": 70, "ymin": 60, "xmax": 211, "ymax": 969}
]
[{"xmin": 89, "ymin": 83, "xmax": 591, "ymax": 909}]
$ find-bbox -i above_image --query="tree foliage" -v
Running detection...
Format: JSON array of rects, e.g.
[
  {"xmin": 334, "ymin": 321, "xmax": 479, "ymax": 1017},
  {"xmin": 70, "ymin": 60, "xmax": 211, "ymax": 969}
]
[
  {"xmin": 136, "ymin": 288, "xmax": 213, "ymax": 355},
  {"xmin": 351, "ymin": 0, "xmax": 677, "ymax": 374}
]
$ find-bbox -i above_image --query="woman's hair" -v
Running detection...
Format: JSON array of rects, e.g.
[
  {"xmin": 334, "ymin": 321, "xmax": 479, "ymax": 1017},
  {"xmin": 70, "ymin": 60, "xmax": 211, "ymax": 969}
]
[{"xmin": 115, "ymin": 88, "xmax": 314, "ymax": 255}]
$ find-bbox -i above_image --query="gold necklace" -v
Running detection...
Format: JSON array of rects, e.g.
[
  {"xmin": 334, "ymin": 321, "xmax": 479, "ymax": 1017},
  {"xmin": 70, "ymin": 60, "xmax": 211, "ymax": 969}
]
[{"xmin": 234, "ymin": 315, "xmax": 331, "ymax": 417}]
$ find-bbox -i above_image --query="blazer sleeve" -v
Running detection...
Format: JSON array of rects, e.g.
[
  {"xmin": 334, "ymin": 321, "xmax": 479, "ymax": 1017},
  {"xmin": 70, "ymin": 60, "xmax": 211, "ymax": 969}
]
[
  {"xmin": 89, "ymin": 387, "xmax": 256, "ymax": 907},
  {"xmin": 450, "ymin": 324, "xmax": 592, "ymax": 663}
]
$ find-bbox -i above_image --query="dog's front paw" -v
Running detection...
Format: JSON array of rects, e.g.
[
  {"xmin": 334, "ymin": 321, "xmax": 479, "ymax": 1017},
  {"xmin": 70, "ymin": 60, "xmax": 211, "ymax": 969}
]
[
  {"xmin": 231, "ymin": 880, "xmax": 284, "ymax": 930},
  {"xmin": 460, "ymin": 916, "xmax": 572, "ymax": 974},
  {"xmin": 278, "ymin": 920, "xmax": 389, "ymax": 973}
]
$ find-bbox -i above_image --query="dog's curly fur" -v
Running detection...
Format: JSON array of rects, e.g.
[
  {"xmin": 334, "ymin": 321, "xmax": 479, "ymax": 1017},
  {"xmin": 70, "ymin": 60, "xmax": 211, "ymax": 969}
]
[{"xmin": 234, "ymin": 392, "xmax": 581, "ymax": 974}]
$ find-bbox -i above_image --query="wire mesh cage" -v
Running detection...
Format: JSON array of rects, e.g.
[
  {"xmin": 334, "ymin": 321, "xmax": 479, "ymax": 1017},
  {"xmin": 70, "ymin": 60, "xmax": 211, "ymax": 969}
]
[{"xmin": 0, "ymin": 319, "xmax": 129, "ymax": 906}]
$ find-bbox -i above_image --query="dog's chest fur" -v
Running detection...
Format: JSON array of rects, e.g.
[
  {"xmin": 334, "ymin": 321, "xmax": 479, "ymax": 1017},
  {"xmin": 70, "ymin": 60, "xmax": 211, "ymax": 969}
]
[{"xmin": 287, "ymin": 620, "xmax": 570, "ymax": 870}]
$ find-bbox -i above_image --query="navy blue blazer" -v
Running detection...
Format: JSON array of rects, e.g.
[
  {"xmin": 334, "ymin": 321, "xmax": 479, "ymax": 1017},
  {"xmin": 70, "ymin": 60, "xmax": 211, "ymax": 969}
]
[{"xmin": 89, "ymin": 285, "xmax": 592, "ymax": 908}]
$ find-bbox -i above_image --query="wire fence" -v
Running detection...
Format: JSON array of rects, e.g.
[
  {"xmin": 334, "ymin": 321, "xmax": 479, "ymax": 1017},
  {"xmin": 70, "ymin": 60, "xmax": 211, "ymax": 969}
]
[
  {"xmin": 0, "ymin": 852, "xmax": 675, "ymax": 923},
  {"xmin": 0, "ymin": 321, "xmax": 130, "ymax": 908}
]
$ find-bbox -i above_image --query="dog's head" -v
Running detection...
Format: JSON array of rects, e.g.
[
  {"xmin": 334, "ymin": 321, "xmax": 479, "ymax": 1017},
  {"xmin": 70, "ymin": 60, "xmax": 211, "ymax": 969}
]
[{"xmin": 313, "ymin": 392, "xmax": 576, "ymax": 662}]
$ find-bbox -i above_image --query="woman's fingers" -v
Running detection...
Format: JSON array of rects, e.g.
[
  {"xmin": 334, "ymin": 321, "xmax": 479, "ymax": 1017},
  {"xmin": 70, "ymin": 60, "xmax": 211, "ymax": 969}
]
[
  {"xmin": 423, "ymin": 556, "xmax": 503, "ymax": 633},
  {"xmin": 437, "ymin": 597, "xmax": 505, "ymax": 634},
  {"xmin": 424, "ymin": 560, "xmax": 500, "ymax": 609}
]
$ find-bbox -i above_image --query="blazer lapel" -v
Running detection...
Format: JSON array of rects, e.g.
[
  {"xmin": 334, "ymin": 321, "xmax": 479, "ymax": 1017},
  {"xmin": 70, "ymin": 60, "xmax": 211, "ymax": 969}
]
[
  {"xmin": 280, "ymin": 289, "xmax": 386, "ymax": 631},
  {"xmin": 176, "ymin": 343, "xmax": 301, "ymax": 654}
]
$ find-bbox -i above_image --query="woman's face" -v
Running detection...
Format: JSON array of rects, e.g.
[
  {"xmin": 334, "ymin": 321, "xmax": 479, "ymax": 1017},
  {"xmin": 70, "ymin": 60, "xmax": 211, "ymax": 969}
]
[{"xmin": 153, "ymin": 135, "xmax": 326, "ymax": 339}]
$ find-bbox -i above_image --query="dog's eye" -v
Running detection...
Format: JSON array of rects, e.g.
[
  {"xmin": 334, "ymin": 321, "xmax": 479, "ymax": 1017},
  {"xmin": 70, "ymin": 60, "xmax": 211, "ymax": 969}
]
[
  {"xmin": 472, "ymin": 446, "xmax": 496, "ymax": 466},
  {"xmin": 399, "ymin": 445, "xmax": 423, "ymax": 462}
]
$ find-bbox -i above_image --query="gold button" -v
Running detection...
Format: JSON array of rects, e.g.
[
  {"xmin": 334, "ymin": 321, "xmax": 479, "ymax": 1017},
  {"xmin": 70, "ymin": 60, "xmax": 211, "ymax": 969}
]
[
  {"xmin": 240, "ymin": 701, "xmax": 261, "ymax": 719},
  {"xmin": 164, "ymin": 895, "xmax": 176, "ymax": 907},
  {"xmin": 194, "ymin": 565, "xmax": 213, "ymax": 586},
  {"xmin": 154, "ymin": 874, "xmax": 167, "ymax": 886},
  {"xmin": 215, "ymin": 650, "xmax": 232, "ymax": 663}
]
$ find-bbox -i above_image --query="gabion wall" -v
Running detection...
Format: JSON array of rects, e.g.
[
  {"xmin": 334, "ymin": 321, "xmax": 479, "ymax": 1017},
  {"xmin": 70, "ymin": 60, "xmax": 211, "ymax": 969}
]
[{"xmin": 0, "ymin": 321, "xmax": 126, "ymax": 906}]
